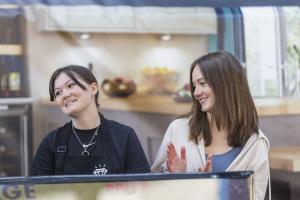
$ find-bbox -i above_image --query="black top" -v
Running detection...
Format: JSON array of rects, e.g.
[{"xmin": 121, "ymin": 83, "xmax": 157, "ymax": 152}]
[{"xmin": 30, "ymin": 115, "xmax": 150, "ymax": 175}]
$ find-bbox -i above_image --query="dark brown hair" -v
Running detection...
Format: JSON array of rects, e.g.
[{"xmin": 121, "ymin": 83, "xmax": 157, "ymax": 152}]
[
  {"xmin": 49, "ymin": 65, "xmax": 99, "ymax": 107},
  {"xmin": 188, "ymin": 51, "xmax": 258, "ymax": 146}
]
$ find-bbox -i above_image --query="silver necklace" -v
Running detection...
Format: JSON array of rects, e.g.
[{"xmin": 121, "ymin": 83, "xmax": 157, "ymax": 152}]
[{"xmin": 72, "ymin": 124, "xmax": 99, "ymax": 156}]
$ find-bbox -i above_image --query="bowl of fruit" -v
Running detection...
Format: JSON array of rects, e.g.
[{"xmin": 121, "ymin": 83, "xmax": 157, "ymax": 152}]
[
  {"xmin": 101, "ymin": 77, "xmax": 136, "ymax": 97},
  {"xmin": 139, "ymin": 66, "xmax": 178, "ymax": 95},
  {"xmin": 172, "ymin": 84, "xmax": 192, "ymax": 103}
]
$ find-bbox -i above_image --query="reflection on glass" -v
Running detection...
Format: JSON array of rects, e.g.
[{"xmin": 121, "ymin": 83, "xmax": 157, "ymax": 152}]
[{"xmin": 284, "ymin": 7, "xmax": 300, "ymax": 96}]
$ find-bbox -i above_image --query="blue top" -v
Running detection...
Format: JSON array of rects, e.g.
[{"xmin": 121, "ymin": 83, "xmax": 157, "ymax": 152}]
[{"xmin": 206, "ymin": 147, "xmax": 242, "ymax": 172}]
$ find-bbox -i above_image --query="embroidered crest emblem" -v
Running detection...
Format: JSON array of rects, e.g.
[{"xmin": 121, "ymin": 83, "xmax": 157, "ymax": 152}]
[{"xmin": 93, "ymin": 164, "xmax": 108, "ymax": 175}]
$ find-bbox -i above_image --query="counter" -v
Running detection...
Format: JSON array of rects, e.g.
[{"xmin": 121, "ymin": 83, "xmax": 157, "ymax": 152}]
[
  {"xmin": 0, "ymin": 172, "xmax": 252, "ymax": 200},
  {"xmin": 269, "ymin": 146, "xmax": 300, "ymax": 172},
  {"xmin": 269, "ymin": 146, "xmax": 300, "ymax": 200},
  {"xmin": 40, "ymin": 94, "xmax": 300, "ymax": 116}
]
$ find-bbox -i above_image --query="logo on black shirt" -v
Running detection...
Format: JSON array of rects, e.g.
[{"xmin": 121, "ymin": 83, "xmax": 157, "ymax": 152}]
[{"xmin": 93, "ymin": 164, "xmax": 108, "ymax": 175}]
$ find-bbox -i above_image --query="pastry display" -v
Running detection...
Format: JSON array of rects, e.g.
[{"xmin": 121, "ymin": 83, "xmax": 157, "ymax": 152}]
[{"xmin": 139, "ymin": 66, "xmax": 178, "ymax": 95}]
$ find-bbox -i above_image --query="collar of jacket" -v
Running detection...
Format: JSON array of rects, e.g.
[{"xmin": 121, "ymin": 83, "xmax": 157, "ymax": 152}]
[
  {"xmin": 196, "ymin": 129, "xmax": 270, "ymax": 169},
  {"xmin": 227, "ymin": 129, "xmax": 270, "ymax": 170}
]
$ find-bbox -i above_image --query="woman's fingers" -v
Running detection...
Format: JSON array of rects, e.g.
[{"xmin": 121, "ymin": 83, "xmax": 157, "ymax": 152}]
[
  {"xmin": 166, "ymin": 159, "xmax": 172, "ymax": 172},
  {"xmin": 170, "ymin": 143, "xmax": 177, "ymax": 157},
  {"xmin": 180, "ymin": 146, "xmax": 186, "ymax": 160},
  {"xmin": 166, "ymin": 143, "xmax": 187, "ymax": 173},
  {"xmin": 198, "ymin": 154, "xmax": 213, "ymax": 172},
  {"xmin": 204, "ymin": 154, "xmax": 212, "ymax": 172},
  {"xmin": 167, "ymin": 143, "xmax": 186, "ymax": 160},
  {"xmin": 167, "ymin": 143, "xmax": 177, "ymax": 159},
  {"xmin": 167, "ymin": 144, "xmax": 175, "ymax": 163}
]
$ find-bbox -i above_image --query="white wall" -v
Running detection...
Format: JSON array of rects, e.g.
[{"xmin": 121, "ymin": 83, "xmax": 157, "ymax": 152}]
[{"xmin": 25, "ymin": 16, "xmax": 209, "ymax": 151}]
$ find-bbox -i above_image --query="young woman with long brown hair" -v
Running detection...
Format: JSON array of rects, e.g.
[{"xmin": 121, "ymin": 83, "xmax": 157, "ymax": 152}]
[{"xmin": 152, "ymin": 51, "xmax": 270, "ymax": 200}]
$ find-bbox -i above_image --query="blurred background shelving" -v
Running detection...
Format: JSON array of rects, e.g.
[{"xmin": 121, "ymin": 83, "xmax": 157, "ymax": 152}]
[{"xmin": 0, "ymin": 6, "xmax": 32, "ymax": 176}]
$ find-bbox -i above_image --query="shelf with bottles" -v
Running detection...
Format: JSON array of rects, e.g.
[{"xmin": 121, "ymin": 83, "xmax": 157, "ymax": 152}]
[
  {"xmin": 0, "ymin": 139, "xmax": 20, "ymax": 156},
  {"xmin": 0, "ymin": 116, "xmax": 22, "ymax": 169},
  {"xmin": 0, "ymin": 102, "xmax": 31, "ymax": 176},
  {"xmin": 0, "ymin": 129, "xmax": 16, "ymax": 140},
  {"xmin": 0, "ymin": 44, "xmax": 22, "ymax": 55},
  {"xmin": 0, "ymin": 55, "xmax": 26, "ymax": 98},
  {"xmin": 0, "ymin": 7, "xmax": 28, "ymax": 98},
  {"xmin": 0, "ymin": 161, "xmax": 21, "ymax": 176},
  {"xmin": 0, "ymin": 133, "xmax": 19, "ymax": 141}
]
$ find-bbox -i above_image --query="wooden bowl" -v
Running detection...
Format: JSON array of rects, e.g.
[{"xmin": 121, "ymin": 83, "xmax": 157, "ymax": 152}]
[{"xmin": 101, "ymin": 79, "xmax": 136, "ymax": 97}]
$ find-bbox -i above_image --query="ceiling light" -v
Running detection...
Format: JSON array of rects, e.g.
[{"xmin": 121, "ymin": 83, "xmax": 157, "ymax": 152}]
[
  {"xmin": 79, "ymin": 33, "xmax": 91, "ymax": 40},
  {"xmin": 160, "ymin": 34, "xmax": 171, "ymax": 41}
]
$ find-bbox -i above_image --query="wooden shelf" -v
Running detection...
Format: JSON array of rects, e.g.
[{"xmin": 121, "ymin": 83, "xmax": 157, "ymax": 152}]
[
  {"xmin": 269, "ymin": 146, "xmax": 300, "ymax": 172},
  {"xmin": 0, "ymin": 44, "xmax": 22, "ymax": 55},
  {"xmin": 254, "ymin": 98, "xmax": 300, "ymax": 116},
  {"xmin": 40, "ymin": 94, "xmax": 300, "ymax": 116},
  {"xmin": 41, "ymin": 93, "xmax": 191, "ymax": 115}
]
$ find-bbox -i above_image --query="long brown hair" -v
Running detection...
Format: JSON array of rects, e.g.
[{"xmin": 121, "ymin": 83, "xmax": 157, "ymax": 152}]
[{"xmin": 188, "ymin": 51, "xmax": 258, "ymax": 146}]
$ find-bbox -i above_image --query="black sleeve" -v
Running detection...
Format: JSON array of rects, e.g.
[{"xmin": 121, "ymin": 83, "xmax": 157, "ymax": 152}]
[
  {"xmin": 30, "ymin": 133, "xmax": 55, "ymax": 176},
  {"xmin": 124, "ymin": 129, "xmax": 150, "ymax": 173}
]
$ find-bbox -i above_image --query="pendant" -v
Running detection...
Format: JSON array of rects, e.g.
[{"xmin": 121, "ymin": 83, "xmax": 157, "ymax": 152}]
[
  {"xmin": 82, "ymin": 142, "xmax": 96, "ymax": 149},
  {"xmin": 82, "ymin": 149, "xmax": 90, "ymax": 156}
]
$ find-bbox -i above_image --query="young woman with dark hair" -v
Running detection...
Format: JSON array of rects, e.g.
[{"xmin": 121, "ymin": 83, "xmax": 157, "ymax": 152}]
[
  {"xmin": 152, "ymin": 51, "xmax": 270, "ymax": 200},
  {"xmin": 31, "ymin": 65, "xmax": 150, "ymax": 175}
]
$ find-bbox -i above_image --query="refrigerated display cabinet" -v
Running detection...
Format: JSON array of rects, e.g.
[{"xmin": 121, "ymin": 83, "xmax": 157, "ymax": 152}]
[
  {"xmin": 0, "ymin": 171, "xmax": 254, "ymax": 200},
  {"xmin": 0, "ymin": 97, "xmax": 32, "ymax": 176}
]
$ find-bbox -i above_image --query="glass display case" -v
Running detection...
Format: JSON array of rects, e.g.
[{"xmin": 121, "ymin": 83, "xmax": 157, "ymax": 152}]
[
  {"xmin": 0, "ymin": 98, "xmax": 32, "ymax": 176},
  {"xmin": 0, "ymin": 171, "xmax": 253, "ymax": 200}
]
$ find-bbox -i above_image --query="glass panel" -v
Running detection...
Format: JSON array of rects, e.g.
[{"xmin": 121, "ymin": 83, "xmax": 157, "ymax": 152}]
[
  {"xmin": 283, "ymin": 7, "xmax": 300, "ymax": 96},
  {"xmin": 0, "ymin": 172, "xmax": 253, "ymax": 200},
  {"xmin": 0, "ymin": 116, "xmax": 21, "ymax": 176},
  {"xmin": 242, "ymin": 7, "xmax": 281, "ymax": 97}
]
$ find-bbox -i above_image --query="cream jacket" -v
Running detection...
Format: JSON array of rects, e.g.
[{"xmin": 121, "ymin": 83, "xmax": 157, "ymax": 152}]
[{"xmin": 151, "ymin": 118, "xmax": 270, "ymax": 200}]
